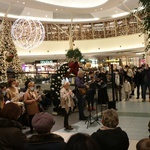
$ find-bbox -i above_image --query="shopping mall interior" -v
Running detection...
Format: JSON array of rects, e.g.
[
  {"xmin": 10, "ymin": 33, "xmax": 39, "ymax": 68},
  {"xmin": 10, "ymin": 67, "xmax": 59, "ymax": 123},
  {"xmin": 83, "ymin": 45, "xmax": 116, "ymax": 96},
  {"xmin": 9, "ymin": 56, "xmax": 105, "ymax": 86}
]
[{"xmin": 0, "ymin": 0, "xmax": 150, "ymax": 150}]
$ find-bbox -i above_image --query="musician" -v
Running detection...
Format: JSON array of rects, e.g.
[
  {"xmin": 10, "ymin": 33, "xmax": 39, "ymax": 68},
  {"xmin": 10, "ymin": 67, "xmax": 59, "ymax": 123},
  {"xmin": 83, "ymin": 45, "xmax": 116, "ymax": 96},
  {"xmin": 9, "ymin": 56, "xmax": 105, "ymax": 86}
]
[
  {"xmin": 75, "ymin": 69, "xmax": 89, "ymax": 120},
  {"xmin": 97, "ymin": 68, "xmax": 109, "ymax": 104},
  {"xmin": 86, "ymin": 71, "xmax": 96, "ymax": 111}
]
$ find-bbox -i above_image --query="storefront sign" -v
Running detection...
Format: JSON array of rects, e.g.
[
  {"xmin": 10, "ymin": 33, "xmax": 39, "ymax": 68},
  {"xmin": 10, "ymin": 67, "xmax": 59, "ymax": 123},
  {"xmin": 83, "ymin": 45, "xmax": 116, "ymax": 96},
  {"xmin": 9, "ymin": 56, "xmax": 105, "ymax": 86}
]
[{"xmin": 40, "ymin": 60, "xmax": 53, "ymax": 64}]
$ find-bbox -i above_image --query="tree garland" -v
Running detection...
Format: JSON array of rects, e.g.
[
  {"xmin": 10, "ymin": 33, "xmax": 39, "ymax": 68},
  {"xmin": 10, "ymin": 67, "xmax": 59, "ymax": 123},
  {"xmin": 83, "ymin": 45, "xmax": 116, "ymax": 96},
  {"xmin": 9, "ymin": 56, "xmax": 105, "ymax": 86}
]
[{"xmin": 139, "ymin": 0, "xmax": 150, "ymax": 52}]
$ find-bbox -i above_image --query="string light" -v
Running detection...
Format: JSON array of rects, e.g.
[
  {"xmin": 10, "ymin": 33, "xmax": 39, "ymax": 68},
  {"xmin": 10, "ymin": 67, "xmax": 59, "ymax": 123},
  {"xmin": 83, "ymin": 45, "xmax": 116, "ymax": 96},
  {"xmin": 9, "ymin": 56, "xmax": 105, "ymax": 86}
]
[{"xmin": 11, "ymin": 18, "xmax": 45, "ymax": 50}]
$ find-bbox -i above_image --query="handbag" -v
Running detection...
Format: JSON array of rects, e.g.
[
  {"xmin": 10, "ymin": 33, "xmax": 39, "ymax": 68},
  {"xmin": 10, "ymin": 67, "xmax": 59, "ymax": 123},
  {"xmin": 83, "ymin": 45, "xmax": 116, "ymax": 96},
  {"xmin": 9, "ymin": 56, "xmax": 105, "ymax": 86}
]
[{"xmin": 78, "ymin": 88, "xmax": 87, "ymax": 95}]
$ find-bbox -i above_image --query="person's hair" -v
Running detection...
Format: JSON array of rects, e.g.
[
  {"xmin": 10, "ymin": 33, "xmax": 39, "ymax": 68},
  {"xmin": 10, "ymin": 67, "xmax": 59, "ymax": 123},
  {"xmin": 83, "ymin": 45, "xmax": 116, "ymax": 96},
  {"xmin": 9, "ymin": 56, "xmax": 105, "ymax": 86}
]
[
  {"xmin": 24, "ymin": 79, "xmax": 31, "ymax": 90},
  {"xmin": 64, "ymin": 133, "xmax": 98, "ymax": 150},
  {"xmin": 28, "ymin": 81, "xmax": 35, "ymax": 88},
  {"xmin": 0, "ymin": 83, "xmax": 7, "ymax": 89},
  {"xmin": 101, "ymin": 109, "xmax": 119, "ymax": 128},
  {"xmin": 136, "ymin": 138, "xmax": 150, "ymax": 150},
  {"xmin": 1, "ymin": 102, "xmax": 21, "ymax": 120},
  {"xmin": 36, "ymin": 85, "xmax": 41, "ymax": 89},
  {"xmin": 7, "ymin": 78, "xmax": 16, "ymax": 87}
]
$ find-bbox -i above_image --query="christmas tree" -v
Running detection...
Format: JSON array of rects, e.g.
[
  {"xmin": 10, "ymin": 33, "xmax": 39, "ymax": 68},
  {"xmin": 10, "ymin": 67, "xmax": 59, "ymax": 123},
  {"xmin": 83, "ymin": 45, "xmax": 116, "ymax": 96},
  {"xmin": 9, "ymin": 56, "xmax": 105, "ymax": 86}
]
[
  {"xmin": 0, "ymin": 18, "xmax": 23, "ymax": 82},
  {"xmin": 50, "ymin": 63, "xmax": 69, "ymax": 115}
]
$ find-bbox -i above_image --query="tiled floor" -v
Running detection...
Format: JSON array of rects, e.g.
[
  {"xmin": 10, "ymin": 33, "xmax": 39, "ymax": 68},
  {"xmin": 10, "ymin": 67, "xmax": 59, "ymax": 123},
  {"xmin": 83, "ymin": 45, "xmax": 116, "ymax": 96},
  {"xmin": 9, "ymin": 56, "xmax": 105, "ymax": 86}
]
[
  {"xmin": 23, "ymin": 86, "xmax": 150, "ymax": 150},
  {"xmin": 52, "ymin": 97, "xmax": 150, "ymax": 150}
]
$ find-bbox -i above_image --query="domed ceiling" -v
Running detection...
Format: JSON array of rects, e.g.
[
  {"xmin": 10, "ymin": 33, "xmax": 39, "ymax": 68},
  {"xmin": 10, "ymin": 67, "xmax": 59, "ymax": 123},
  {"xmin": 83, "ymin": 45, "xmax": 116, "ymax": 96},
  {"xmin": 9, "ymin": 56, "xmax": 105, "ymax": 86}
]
[{"xmin": 0, "ymin": 0, "xmax": 142, "ymax": 23}]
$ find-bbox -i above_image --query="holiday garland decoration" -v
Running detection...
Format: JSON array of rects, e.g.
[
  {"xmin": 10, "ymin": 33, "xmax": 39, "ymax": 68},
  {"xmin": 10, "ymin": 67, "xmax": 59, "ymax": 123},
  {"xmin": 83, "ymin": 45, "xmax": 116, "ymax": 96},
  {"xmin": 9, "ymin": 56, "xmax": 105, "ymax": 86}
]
[
  {"xmin": 0, "ymin": 18, "xmax": 23, "ymax": 82},
  {"xmin": 139, "ymin": 0, "xmax": 150, "ymax": 52}
]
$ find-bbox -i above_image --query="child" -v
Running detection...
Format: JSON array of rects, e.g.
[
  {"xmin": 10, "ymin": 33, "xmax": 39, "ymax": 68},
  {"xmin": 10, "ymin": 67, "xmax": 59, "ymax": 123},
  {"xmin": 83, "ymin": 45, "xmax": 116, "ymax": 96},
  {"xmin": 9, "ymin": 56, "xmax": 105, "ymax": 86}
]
[{"xmin": 123, "ymin": 78, "xmax": 131, "ymax": 101}]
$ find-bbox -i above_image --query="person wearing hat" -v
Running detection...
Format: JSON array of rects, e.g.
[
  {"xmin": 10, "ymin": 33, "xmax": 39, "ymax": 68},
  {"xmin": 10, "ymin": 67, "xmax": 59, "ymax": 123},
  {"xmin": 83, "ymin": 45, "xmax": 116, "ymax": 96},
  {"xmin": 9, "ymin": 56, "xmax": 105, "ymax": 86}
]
[
  {"xmin": 75, "ymin": 69, "xmax": 89, "ymax": 120},
  {"xmin": 60, "ymin": 78, "xmax": 75, "ymax": 130},
  {"xmin": 24, "ymin": 112, "xmax": 66, "ymax": 150}
]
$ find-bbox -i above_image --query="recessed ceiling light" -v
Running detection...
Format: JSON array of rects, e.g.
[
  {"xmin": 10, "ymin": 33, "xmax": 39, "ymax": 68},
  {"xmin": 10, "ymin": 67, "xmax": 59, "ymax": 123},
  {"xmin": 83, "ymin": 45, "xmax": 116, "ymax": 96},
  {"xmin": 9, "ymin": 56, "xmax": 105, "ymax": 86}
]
[
  {"xmin": 27, "ymin": 12, "xmax": 30, "ymax": 15},
  {"xmin": 115, "ymin": 11, "xmax": 118, "ymax": 13},
  {"xmin": 56, "ymin": 9, "xmax": 58, "ymax": 11},
  {"xmin": 45, "ymin": 15, "xmax": 48, "ymax": 17},
  {"xmin": 23, "ymin": 2, "xmax": 25, "ymax": 4},
  {"xmin": 100, "ymin": 8, "xmax": 103, "ymax": 10},
  {"xmin": 17, "ymin": 1, "xmax": 19, "ymax": 3}
]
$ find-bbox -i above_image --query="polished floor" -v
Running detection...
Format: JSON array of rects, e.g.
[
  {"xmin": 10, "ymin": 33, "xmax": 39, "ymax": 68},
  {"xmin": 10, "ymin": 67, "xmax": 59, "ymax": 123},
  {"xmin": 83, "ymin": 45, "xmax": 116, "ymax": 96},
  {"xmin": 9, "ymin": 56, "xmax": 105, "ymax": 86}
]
[
  {"xmin": 24, "ymin": 88, "xmax": 150, "ymax": 150},
  {"xmin": 52, "ymin": 97, "xmax": 150, "ymax": 150}
]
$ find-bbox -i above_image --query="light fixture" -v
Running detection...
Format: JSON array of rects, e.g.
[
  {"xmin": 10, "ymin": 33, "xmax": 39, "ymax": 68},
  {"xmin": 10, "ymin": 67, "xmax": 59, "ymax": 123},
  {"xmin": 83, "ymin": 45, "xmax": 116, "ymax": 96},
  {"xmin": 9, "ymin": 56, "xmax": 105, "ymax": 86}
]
[{"xmin": 11, "ymin": 18, "xmax": 45, "ymax": 50}]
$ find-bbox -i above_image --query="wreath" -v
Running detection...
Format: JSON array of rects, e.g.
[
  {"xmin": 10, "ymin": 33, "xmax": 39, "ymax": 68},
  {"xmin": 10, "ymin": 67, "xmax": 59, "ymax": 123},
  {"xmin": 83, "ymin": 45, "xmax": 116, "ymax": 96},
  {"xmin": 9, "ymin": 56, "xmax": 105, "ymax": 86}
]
[{"xmin": 66, "ymin": 48, "xmax": 83, "ymax": 61}]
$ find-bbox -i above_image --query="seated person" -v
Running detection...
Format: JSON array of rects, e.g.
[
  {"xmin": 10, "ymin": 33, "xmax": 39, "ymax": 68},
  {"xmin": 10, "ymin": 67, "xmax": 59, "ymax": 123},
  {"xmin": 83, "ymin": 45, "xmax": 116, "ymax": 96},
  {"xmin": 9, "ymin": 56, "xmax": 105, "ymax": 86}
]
[
  {"xmin": 0, "ymin": 102, "xmax": 27, "ymax": 150},
  {"xmin": 136, "ymin": 138, "xmax": 150, "ymax": 150},
  {"xmin": 24, "ymin": 112, "xmax": 66, "ymax": 150},
  {"xmin": 91, "ymin": 109, "xmax": 129, "ymax": 150},
  {"xmin": 64, "ymin": 133, "xmax": 98, "ymax": 150}
]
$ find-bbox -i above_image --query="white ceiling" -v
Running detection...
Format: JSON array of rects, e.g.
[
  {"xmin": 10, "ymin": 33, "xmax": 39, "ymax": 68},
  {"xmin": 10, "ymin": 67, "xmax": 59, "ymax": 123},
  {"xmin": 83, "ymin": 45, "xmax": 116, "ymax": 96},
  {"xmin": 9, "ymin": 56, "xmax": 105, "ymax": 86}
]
[
  {"xmin": 0, "ymin": 0, "xmax": 144, "ymax": 62},
  {"xmin": 0, "ymin": 0, "xmax": 141, "ymax": 22}
]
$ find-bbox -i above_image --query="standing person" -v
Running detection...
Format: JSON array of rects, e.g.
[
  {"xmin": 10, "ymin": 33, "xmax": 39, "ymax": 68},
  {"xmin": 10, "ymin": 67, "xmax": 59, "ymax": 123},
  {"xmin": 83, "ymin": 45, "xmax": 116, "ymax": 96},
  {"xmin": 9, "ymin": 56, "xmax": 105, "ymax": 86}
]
[
  {"xmin": 97, "ymin": 68, "xmax": 109, "ymax": 105},
  {"xmin": 75, "ymin": 69, "xmax": 88, "ymax": 120},
  {"xmin": 24, "ymin": 112, "xmax": 66, "ymax": 150},
  {"xmin": 86, "ymin": 71, "xmax": 96, "ymax": 111},
  {"xmin": 0, "ymin": 102, "xmax": 27, "ymax": 150},
  {"xmin": 24, "ymin": 81, "xmax": 40, "ymax": 133},
  {"xmin": 134, "ymin": 67, "xmax": 142, "ymax": 99},
  {"xmin": 123, "ymin": 78, "xmax": 131, "ymax": 101},
  {"xmin": 60, "ymin": 78, "xmax": 75, "ymax": 130},
  {"xmin": 114, "ymin": 70, "xmax": 123, "ymax": 101},
  {"xmin": 91, "ymin": 109, "xmax": 129, "ymax": 150},
  {"xmin": 141, "ymin": 64, "xmax": 150, "ymax": 102}
]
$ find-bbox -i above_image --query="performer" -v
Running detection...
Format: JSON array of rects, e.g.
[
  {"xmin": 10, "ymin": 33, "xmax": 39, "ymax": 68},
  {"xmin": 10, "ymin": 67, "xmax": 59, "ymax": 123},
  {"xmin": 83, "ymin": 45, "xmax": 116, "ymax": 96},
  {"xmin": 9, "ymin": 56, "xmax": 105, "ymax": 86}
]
[
  {"xmin": 60, "ymin": 78, "xmax": 75, "ymax": 130},
  {"xmin": 96, "ymin": 68, "xmax": 109, "ymax": 105},
  {"xmin": 86, "ymin": 71, "xmax": 96, "ymax": 111},
  {"xmin": 75, "ymin": 69, "xmax": 89, "ymax": 120}
]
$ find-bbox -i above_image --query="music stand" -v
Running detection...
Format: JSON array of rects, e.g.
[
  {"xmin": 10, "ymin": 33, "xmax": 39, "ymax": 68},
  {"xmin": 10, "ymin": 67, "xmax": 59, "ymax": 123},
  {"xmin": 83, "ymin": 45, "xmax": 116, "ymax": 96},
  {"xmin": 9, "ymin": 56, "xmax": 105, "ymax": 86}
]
[{"xmin": 85, "ymin": 106, "xmax": 100, "ymax": 129}]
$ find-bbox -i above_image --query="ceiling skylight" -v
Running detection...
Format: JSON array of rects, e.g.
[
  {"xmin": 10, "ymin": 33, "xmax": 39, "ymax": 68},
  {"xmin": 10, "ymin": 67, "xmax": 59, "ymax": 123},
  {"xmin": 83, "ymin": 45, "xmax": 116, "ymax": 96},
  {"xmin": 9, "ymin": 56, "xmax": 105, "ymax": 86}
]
[{"xmin": 35, "ymin": 0, "xmax": 108, "ymax": 8}]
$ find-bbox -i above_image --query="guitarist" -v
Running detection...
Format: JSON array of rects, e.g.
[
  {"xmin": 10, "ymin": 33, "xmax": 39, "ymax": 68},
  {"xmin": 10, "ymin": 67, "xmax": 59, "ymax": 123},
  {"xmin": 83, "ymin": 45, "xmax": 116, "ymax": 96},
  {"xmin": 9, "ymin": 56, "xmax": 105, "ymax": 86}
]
[{"xmin": 75, "ymin": 69, "xmax": 89, "ymax": 121}]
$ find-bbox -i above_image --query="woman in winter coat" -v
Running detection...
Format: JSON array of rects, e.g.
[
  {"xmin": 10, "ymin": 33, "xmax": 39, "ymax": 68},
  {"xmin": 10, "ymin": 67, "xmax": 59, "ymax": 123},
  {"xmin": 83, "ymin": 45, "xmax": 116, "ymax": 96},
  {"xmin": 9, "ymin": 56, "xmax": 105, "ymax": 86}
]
[{"xmin": 0, "ymin": 102, "xmax": 27, "ymax": 150}]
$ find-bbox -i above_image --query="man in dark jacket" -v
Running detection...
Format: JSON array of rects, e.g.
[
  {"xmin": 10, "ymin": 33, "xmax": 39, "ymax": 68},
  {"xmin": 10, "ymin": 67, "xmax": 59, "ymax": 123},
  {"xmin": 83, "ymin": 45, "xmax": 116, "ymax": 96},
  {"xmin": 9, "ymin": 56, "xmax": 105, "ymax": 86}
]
[
  {"xmin": 91, "ymin": 109, "xmax": 129, "ymax": 150},
  {"xmin": 24, "ymin": 112, "xmax": 66, "ymax": 150}
]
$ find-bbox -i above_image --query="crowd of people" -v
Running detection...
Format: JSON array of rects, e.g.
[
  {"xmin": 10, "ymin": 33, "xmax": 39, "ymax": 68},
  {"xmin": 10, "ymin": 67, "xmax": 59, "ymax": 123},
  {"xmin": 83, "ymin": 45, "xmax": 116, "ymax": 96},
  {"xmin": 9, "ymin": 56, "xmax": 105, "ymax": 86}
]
[{"xmin": 0, "ymin": 63, "xmax": 150, "ymax": 149}]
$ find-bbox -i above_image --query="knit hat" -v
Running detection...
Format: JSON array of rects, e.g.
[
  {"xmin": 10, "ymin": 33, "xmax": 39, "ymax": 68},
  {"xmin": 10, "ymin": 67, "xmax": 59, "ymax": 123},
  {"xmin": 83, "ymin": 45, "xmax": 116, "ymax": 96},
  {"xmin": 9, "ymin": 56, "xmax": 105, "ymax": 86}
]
[{"xmin": 32, "ymin": 112, "xmax": 55, "ymax": 134}]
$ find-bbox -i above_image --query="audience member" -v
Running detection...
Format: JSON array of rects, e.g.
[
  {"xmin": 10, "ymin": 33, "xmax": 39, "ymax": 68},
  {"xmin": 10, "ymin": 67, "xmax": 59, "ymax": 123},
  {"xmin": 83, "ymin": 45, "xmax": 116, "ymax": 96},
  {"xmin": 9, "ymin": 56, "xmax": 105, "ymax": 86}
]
[
  {"xmin": 64, "ymin": 133, "xmax": 98, "ymax": 150},
  {"xmin": 60, "ymin": 78, "xmax": 75, "ymax": 130},
  {"xmin": 136, "ymin": 138, "xmax": 150, "ymax": 150},
  {"xmin": 0, "ymin": 94, "xmax": 4, "ymax": 114},
  {"xmin": 123, "ymin": 78, "xmax": 131, "ymax": 101},
  {"xmin": 24, "ymin": 81, "xmax": 40, "ymax": 133},
  {"xmin": 0, "ymin": 102, "xmax": 27, "ymax": 150},
  {"xmin": 24, "ymin": 112, "xmax": 65, "ymax": 150},
  {"xmin": 91, "ymin": 109, "xmax": 129, "ymax": 150},
  {"xmin": 0, "ymin": 83, "xmax": 8, "ymax": 102}
]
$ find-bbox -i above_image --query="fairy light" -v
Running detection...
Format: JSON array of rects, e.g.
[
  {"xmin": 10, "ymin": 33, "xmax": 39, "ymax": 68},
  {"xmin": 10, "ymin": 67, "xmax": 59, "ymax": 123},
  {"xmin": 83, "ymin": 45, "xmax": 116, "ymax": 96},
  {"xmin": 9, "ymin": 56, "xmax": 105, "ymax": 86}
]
[{"xmin": 11, "ymin": 18, "xmax": 45, "ymax": 50}]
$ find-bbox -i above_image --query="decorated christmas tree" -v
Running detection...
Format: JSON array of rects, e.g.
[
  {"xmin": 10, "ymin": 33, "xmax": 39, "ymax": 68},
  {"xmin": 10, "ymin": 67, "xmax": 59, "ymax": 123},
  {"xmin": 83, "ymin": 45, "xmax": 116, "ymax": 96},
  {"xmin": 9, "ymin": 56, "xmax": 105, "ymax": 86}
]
[
  {"xmin": 50, "ymin": 63, "xmax": 69, "ymax": 115},
  {"xmin": 0, "ymin": 18, "xmax": 23, "ymax": 82}
]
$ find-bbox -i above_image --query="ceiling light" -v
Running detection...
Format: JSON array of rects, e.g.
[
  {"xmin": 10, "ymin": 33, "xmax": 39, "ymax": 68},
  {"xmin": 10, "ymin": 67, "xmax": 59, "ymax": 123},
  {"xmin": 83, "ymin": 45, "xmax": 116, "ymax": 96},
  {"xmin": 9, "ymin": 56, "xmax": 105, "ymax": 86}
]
[
  {"xmin": 23, "ymin": 2, "xmax": 25, "ymax": 4},
  {"xmin": 115, "ymin": 11, "xmax": 118, "ymax": 13},
  {"xmin": 56, "ymin": 9, "xmax": 58, "ymax": 11},
  {"xmin": 45, "ymin": 15, "xmax": 48, "ymax": 17},
  {"xmin": 27, "ymin": 12, "xmax": 30, "ymax": 15},
  {"xmin": 35, "ymin": 0, "xmax": 108, "ymax": 8},
  {"xmin": 17, "ymin": 1, "xmax": 19, "ymax": 3}
]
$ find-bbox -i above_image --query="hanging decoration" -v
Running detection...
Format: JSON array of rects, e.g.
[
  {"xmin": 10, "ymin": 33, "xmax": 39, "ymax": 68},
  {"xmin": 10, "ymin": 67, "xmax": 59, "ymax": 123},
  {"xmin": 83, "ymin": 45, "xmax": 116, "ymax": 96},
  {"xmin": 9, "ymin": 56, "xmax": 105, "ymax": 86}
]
[
  {"xmin": 66, "ymin": 48, "xmax": 83, "ymax": 76},
  {"xmin": 11, "ymin": 18, "xmax": 45, "ymax": 50},
  {"xmin": 5, "ymin": 52, "xmax": 14, "ymax": 62}
]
